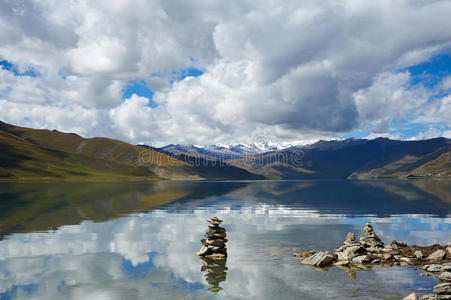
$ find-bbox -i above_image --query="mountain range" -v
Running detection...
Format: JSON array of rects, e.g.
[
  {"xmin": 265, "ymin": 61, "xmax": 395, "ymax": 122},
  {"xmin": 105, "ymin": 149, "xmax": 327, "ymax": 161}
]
[{"xmin": 0, "ymin": 120, "xmax": 449, "ymax": 180}]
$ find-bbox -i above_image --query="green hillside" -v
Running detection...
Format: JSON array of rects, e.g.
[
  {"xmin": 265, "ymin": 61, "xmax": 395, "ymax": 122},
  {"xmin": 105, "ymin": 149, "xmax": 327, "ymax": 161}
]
[
  {"xmin": 405, "ymin": 151, "xmax": 451, "ymax": 178},
  {"xmin": 0, "ymin": 121, "xmax": 262, "ymax": 180},
  {"xmin": 0, "ymin": 130, "xmax": 161, "ymax": 181}
]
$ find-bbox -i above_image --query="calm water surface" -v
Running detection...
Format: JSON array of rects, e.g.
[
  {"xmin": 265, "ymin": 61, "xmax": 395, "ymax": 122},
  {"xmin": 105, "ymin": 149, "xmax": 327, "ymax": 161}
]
[{"xmin": 0, "ymin": 180, "xmax": 450, "ymax": 299}]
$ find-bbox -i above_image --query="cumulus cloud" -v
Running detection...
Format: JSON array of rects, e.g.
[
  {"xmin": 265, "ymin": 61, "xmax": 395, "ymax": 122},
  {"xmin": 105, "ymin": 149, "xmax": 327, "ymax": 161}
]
[{"xmin": 1, "ymin": 0, "xmax": 451, "ymax": 145}]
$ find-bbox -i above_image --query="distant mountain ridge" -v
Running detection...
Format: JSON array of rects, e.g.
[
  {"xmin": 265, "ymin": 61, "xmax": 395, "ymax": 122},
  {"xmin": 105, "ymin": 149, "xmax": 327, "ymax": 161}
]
[
  {"xmin": 1, "ymin": 120, "xmax": 449, "ymax": 180},
  {"xmin": 226, "ymin": 137, "xmax": 451, "ymax": 179},
  {"xmin": 158, "ymin": 137, "xmax": 451, "ymax": 179},
  {"xmin": 160, "ymin": 142, "xmax": 295, "ymax": 160},
  {"xmin": 0, "ymin": 121, "xmax": 262, "ymax": 180}
]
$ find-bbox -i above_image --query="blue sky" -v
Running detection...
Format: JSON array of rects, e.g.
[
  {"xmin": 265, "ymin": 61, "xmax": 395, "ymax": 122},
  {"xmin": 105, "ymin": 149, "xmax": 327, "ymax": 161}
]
[
  {"xmin": 121, "ymin": 68, "xmax": 204, "ymax": 108},
  {"xmin": 343, "ymin": 52, "xmax": 451, "ymax": 140}
]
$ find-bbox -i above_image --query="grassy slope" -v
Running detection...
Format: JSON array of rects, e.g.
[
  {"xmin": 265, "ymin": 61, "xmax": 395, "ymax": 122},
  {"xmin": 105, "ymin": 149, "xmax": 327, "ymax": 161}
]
[
  {"xmin": 0, "ymin": 130, "xmax": 160, "ymax": 180},
  {"xmin": 0, "ymin": 121, "xmax": 261, "ymax": 180},
  {"xmin": 0, "ymin": 121, "xmax": 186, "ymax": 167},
  {"xmin": 406, "ymin": 151, "xmax": 451, "ymax": 178},
  {"xmin": 0, "ymin": 121, "xmax": 207, "ymax": 179}
]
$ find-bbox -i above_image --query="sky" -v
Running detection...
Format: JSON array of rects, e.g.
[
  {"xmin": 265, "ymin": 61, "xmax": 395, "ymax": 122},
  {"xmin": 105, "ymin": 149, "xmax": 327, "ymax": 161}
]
[{"xmin": 0, "ymin": 0, "xmax": 451, "ymax": 147}]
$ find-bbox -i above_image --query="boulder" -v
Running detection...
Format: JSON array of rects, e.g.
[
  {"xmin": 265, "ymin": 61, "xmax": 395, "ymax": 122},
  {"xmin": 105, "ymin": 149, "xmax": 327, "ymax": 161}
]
[
  {"xmin": 352, "ymin": 255, "xmax": 371, "ymax": 264},
  {"xmin": 422, "ymin": 295, "xmax": 437, "ymax": 300},
  {"xmin": 427, "ymin": 265, "xmax": 444, "ymax": 272},
  {"xmin": 403, "ymin": 293, "xmax": 419, "ymax": 300},
  {"xmin": 443, "ymin": 263, "xmax": 451, "ymax": 271},
  {"xmin": 415, "ymin": 250, "xmax": 423, "ymax": 259},
  {"xmin": 301, "ymin": 251, "xmax": 335, "ymax": 267},
  {"xmin": 434, "ymin": 282, "xmax": 451, "ymax": 294},
  {"xmin": 439, "ymin": 272, "xmax": 451, "ymax": 281},
  {"xmin": 336, "ymin": 245, "xmax": 365, "ymax": 261},
  {"xmin": 428, "ymin": 250, "xmax": 447, "ymax": 261}
]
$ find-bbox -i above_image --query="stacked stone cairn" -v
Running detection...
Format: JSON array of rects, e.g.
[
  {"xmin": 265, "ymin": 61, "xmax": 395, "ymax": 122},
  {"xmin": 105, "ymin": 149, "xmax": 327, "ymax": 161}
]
[
  {"xmin": 294, "ymin": 222, "xmax": 451, "ymax": 299},
  {"xmin": 196, "ymin": 217, "xmax": 227, "ymax": 259}
]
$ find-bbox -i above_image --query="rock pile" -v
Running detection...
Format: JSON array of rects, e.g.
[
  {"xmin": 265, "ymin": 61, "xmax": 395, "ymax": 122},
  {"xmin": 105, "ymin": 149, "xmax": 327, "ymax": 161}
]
[
  {"xmin": 294, "ymin": 222, "xmax": 451, "ymax": 298},
  {"xmin": 196, "ymin": 217, "xmax": 228, "ymax": 259},
  {"xmin": 420, "ymin": 262, "xmax": 451, "ymax": 299}
]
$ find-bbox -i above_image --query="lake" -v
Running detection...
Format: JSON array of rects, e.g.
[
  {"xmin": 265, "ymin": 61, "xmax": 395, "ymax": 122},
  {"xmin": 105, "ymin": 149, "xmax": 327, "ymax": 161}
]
[{"xmin": 0, "ymin": 180, "xmax": 450, "ymax": 299}]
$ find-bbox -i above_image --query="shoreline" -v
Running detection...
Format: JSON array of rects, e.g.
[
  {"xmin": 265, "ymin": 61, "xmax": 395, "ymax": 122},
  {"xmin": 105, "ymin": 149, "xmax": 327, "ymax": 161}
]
[{"xmin": 294, "ymin": 222, "xmax": 451, "ymax": 299}]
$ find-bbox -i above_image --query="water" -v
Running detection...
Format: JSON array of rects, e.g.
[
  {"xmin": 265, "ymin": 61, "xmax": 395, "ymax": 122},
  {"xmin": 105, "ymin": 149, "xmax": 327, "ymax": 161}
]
[{"xmin": 0, "ymin": 180, "xmax": 450, "ymax": 299}]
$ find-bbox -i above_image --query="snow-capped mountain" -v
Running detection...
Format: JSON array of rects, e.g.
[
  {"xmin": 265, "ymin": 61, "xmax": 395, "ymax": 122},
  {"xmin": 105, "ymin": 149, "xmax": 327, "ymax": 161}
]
[{"xmin": 159, "ymin": 143, "xmax": 296, "ymax": 161}]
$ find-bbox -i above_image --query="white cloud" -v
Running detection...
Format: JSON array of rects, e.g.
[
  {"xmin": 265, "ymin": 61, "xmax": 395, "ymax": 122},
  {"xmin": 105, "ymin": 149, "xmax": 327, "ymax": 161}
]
[{"xmin": 1, "ymin": 0, "xmax": 451, "ymax": 145}]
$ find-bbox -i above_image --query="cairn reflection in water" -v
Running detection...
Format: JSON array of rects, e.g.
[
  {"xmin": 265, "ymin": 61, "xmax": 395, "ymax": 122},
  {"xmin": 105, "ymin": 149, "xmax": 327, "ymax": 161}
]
[{"xmin": 199, "ymin": 257, "xmax": 228, "ymax": 294}]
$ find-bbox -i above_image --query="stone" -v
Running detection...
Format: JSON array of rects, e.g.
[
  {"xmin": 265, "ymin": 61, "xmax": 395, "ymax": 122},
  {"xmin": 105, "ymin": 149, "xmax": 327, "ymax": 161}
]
[
  {"xmin": 206, "ymin": 232, "xmax": 227, "ymax": 239},
  {"xmin": 205, "ymin": 239, "xmax": 226, "ymax": 248},
  {"xmin": 367, "ymin": 246, "xmax": 382, "ymax": 253},
  {"xmin": 383, "ymin": 253, "xmax": 393, "ymax": 260},
  {"xmin": 403, "ymin": 293, "xmax": 419, "ymax": 300},
  {"xmin": 437, "ymin": 295, "xmax": 451, "ymax": 300},
  {"xmin": 443, "ymin": 263, "xmax": 451, "ymax": 271},
  {"xmin": 400, "ymin": 257, "xmax": 413, "ymax": 263},
  {"xmin": 206, "ymin": 227, "xmax": 225, "ymax": 234},
  {"xmin": 415, "ymin": 250, "xmax": 423, "ymax": 259},
  {"xmin": 427, "ymin": 264, "xmax": 443, "ymax": 272},
  {"xmin": 207, "ymin": 217, "xmax": 223, "ymax": 225},
  {"xmin": 422, "ymin": 295, "xmax": 437, "ymax": 300},
  {"xmin": 439, "ymin": 272, "xmax": 451, "ymax": 281},
  {"xmin": 447, "ymin": 246, "xmax": 451, "ymax": 257},
  {"xmin": 336, "ymin": 245, "xmax": 364, "ymax": 261},
  {"xmin": 301, "ymin": 251, "xmax": 335, "ymax": 267},
  {"xmin": 345, "ymin": 232, "xmax": 355, "ymax": 243},
  {"xmin": 352, "ymin": 255, "xmax": 370, "ymax": 264},
  {"xmin": 434, "ymin": 282, "xmax": 451, "ymax": 294},
  {"xmin": 428, "ymin": 250, "xmax": 447, "ymax": 261}
]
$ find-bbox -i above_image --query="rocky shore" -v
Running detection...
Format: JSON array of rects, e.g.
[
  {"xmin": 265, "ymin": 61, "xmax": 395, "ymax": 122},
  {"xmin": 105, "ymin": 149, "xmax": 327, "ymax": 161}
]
[
  {"xmin": 294, "ymin": 222, "xmax": 451, "ymax": 299},
  {"xmin": 196, "ymin": 217, "xmax": 228, "ymax": 259}
]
